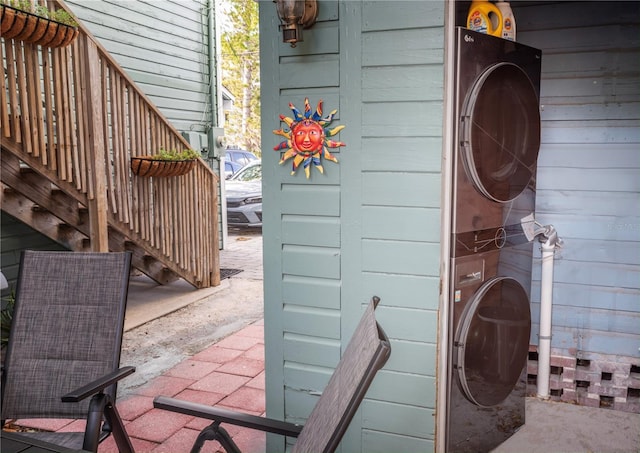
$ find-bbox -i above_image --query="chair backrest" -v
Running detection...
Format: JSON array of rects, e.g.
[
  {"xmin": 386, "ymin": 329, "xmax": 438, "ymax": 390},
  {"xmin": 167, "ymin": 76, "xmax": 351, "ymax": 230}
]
[
  {"xmin": 2, "ymin": 251, "xmax": 132, "ymax": 420},
  {"xmin": 291, "ymin": 297, "xmax": 391, "ymax": 453}
]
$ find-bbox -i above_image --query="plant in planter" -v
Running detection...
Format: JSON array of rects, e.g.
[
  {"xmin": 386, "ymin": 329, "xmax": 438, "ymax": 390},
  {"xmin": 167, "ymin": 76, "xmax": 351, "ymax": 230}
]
[
  {"xmin": 0, "ymin": 0, "xmax": 79, "ymax": 48},
  {"xmin": 130, "ymin": 148, "xmax": 201, "ymax": 177}
]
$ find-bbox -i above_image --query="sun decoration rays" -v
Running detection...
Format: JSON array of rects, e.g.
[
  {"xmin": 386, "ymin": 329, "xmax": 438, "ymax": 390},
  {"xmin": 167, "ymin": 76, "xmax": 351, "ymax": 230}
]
[{"xmin": 273, "ymin": 98, "xmax": 346, "ymax": 179}]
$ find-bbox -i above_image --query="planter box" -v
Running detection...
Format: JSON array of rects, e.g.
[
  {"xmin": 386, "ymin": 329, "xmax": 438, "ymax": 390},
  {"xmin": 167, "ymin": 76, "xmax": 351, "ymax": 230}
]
[
  {"xmin": 130, "ymin": 156, "xmax": 196, "ymax": 177},
  {"xmin": 0, "ymin": 4, "xmax": 78, "ymax": 48}
]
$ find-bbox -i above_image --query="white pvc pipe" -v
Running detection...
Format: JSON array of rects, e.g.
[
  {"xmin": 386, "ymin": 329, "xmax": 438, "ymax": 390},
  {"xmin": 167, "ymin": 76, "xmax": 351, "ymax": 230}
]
[{"xmin": 537, "ymin": 229, "xmax": 559, "ymax": 399}]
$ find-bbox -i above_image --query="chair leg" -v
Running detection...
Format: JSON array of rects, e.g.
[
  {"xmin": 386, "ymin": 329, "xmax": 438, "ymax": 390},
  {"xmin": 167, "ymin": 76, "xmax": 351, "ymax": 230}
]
[
  {"xmin": 104, "ymin": 401, "xmax": 135, "ymax": 453},
  {"xmin": 84, "ymin": 393, "xmax": 108, "ymax": 452},
  {"xmin": 191, "ymin": 421, "xmax": 241, "ymax": 453}
]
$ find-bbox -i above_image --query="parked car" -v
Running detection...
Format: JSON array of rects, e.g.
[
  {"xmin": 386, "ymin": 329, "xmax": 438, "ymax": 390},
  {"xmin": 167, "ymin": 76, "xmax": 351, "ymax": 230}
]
[
  {"xmin": 225, "ymin": 148, "xmax": 259, "ymax": 167},
  {"xmin": 224, "ymin": 160, "xmax": 243, "ymax": 179},
  {"xmin": 225, "ymin": 160, "xmax": 262, "ymax": 228}
]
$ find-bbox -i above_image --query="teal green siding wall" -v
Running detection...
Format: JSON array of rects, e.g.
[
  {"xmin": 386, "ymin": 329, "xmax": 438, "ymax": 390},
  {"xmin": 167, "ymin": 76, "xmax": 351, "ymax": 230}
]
[
  {"xmin": 260, "ymin": 1, "xmax": 445, "ymax": 451},
  {"xmin": 65, "ymin": 0, "xmax": 215, "ymax": 133},
  {"xmin": 0, "ymin": 213, "xmax": 66, "ymax": 296}
]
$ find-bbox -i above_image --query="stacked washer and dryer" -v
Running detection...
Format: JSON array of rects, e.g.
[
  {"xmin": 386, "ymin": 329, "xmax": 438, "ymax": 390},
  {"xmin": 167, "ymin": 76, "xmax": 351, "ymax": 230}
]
[{"xmin": 446, "ymin": 28, "xmax": 542, "ymax": 452}]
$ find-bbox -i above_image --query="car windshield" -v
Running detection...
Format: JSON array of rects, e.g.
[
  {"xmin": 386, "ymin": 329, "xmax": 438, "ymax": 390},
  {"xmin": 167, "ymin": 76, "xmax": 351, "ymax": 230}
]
[{"xmin": 232, "ymin": 163, "xmax": 261, "ymax": 182}]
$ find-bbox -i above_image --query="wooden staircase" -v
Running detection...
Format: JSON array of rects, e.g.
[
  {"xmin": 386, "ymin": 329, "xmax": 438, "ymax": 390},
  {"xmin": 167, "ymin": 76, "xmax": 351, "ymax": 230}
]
[{"xmin": 0, "ymin": 0, "xmax": 220, "ymax": 288}]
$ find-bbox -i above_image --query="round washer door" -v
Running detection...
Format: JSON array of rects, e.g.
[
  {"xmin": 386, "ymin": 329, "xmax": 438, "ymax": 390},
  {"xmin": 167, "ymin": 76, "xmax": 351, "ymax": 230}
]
[
  {"xmin": 460, "ymin": 62, "xmax": 541, "ymax": 203},
  {"xmin": 455, "ymin": 277, "xmax": 531, "ymax": 407}
]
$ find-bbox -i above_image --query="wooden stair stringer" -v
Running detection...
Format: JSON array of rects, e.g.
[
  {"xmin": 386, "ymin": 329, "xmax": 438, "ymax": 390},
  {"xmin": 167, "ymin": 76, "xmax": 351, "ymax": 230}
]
[
  {"xmin": 0, "ymin": 145, "xmax": 189, "ymax": 286},
  {"xmin": 1, "ymin": 184, "xmax": 90, "ymax": 252}
]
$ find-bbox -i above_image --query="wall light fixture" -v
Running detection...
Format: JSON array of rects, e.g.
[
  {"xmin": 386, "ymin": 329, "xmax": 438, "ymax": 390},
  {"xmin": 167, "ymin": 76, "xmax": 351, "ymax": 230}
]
[{"xmin": 275, "ymin": 0, "xmax": 317, "ymax": 47}]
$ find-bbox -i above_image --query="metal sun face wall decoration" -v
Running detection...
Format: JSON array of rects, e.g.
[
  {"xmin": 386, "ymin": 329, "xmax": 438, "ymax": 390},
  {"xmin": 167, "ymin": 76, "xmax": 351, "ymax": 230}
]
[{"xmin": 274, "ymin": 98, "xmax": 346, "ymax": 179}]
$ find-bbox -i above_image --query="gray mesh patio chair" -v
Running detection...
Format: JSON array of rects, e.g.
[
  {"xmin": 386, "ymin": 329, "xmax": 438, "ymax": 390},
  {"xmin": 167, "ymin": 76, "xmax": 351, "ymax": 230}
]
[
  {"xmin": 154, "ymin": 296, "xmax": 391, "ymax": 453},
  {"xmin": 1, "ymin": 251, "xmax": 136, "ymax": 453}
]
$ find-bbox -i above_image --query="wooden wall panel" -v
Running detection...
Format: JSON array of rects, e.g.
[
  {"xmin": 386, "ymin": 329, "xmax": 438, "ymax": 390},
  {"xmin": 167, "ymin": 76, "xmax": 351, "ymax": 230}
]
[
  {"xmin": 362, "ymin": 239, "xmax": 440, "ymax": 276},
  {"xmin": 531, "ymin": 281, "xmax": 639, "ymax": 313},
  {"xmin": 283, "ymin": 362, "xmax": 332, "ymax": 392},
  {"xmin": 535, "ymin": 325, "xmax": 639, "ymax": 358},
  {"xmin": 279, "ymin": 55, "xmax": 340, "ymax": 89},
  {"xmin": 368, "ymin": 369, "xmax": 437, "ymax": 405},
  {"xmin": 361, "ymin": 101, "xmax": 444, "ymax": 137},
  {"xmin": 373, "ymin": 306, "xmax": 438, "ymax": 343},
  {"xmin": 0, "ymin": 212, "xmax": 66, "ymax": 294},
  {"xmin": 282, "ymin": 332, "xmax": 340, "ymax": 368},
  {"xmin": 282, "ymin": 305, "xmax": 341, "ymax": 339},
  {"xmin": 276, "ymin": 92, "xmax": 341, "ymax": 119},
  {"xmin": 532, "ymin": 259, "xmax": 639, "ymax": 289},
  {"xmin": 362, "ymin": 172, "xmax": 441, "ymax": 207},
  {"xmin": 362, "ymin": 65, "xmax": 444, "ymax": 102},
  {"xmin": 532, "ymin": 304, "xmax": 639, "ymax": 335},
  {"xmin": 362, "ymin": 206, "xmax": 441, "ymax": 242},
  {"xmin": 280, "ymin": 184, "xmax": 340, "ymax": 214},
  {"xmin": 361, "ymin": 137, "xmax": 442, "ymax": 172},
  {"xmin": 515, "ymin": 0, "xmax": 640, "ymax": 359},
  {"xmin": 531, "ymin": 237, "xmax": 640, "ymax": 265},
  {"xmin": 261, "ymin": 1, "xmax": 445, "ymax": 451},
  {"xmin": 362, "ymin": 1, "xmax": 444, "ymax": 31},
  {"xmin": 537, "ymin": 168, "xmax": 638, "ymax": 192},
  {"xmin": 284, "ymin": 388, "xmax": 321, "ymax": 422},
  {"xmin": 377, "ymin": 339, "xmax": 437, "ymax": 380},
  {"xmin": 279, "ymin": 22, "xmax": 340, "ymax": 57},
  {"xmin": 538, "ymin": 144, "xmax": 639, "ymax": 168},
  {"xmin": 66, "ymin": 0, "xmax": 213, "ymax": 133},
  {"xmin": 361, "ymin": 272, "xmax": 440, "ymax": 311},
  {"xmin": 362, "ymin": 399, "xmax": 435, "ymax": 438},
  {"xmin": 530, "ymin": 213, "xmax": 638, "ymax": 242},
  {"xmin": 282, "ymin": 215, "xmax": 341, "ymax": 247},
  {"xmin": 281, "ymin": 275, "xmax": 341, "ymax": 309},
  {"xmin": 542, "ymin": 121, "xmax": 640, "ymax": 144},
  {"xmin": 363, "ymin": 28, "xmax": 444, "ymax": 66},
  {"xmin": 282, "ymin": 244, "xmax": 341, "ymax": 279},
  {"xmin": 362, "ymin": 429, "xmax": 434, "ymax": 453}
]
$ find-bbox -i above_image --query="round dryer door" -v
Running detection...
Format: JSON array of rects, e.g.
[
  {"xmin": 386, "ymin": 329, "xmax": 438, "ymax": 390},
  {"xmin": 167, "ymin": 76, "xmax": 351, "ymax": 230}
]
[
  {"xmin": 455, "ymin": 277, "xmax": 531, "ymax": 407},
  {"xmin": 460, "ymin": 62, "xmax": 541, "ymax": 203}
]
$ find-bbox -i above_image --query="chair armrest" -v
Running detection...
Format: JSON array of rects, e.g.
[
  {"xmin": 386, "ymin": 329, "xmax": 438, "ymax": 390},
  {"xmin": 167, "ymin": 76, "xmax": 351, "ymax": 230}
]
[
  {"xmin": 62, "ymin": 366, "xmax": 136, "ymax": 402},
  {"xmin": 154, "ymin": 396, "xmax": 303, "ymax": 438}
]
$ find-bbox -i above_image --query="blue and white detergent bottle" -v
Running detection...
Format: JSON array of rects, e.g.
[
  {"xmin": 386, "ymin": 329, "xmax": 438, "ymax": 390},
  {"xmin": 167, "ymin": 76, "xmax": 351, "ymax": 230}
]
[
  {"xmin": 467, "ymin": 0, "xmax": 503, "ymax": 37},
  {"xmin": 496, "ymin": 1, "xmax": 516, "ymax": 41}
]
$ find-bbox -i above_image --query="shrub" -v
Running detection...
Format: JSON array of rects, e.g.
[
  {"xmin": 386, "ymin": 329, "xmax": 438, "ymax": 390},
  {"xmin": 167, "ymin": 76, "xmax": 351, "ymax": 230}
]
[
  {"xmin": 153, "ymin": 149, "xmax": 200, "ymax": 161},
  {"xmin": 0, "ymin": 0, "xmax": 78, "ymax": 27}
]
